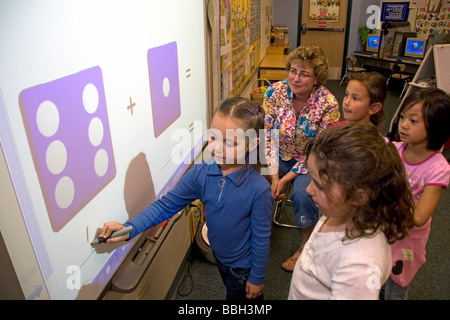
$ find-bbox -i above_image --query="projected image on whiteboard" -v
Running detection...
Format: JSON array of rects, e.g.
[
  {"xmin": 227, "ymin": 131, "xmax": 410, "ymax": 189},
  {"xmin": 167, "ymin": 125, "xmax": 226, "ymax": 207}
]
[
  {"xmin": 148, "ymin": 42, "xmax": 181, "ymax": 138},
  {"xmin": 0, "ymin": 0, "xmax": 208, "ymax": 300},
  {"xmin": 19, "ymin": 66, "xmax": 116, "ymax": 232}
]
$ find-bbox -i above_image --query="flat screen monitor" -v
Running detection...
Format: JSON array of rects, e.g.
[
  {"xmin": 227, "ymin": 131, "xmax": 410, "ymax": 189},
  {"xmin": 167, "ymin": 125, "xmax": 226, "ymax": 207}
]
[
  {"xmin": 404, "ymin": 37, "xmax": 428, "ymax": 59},
  {"xmin": 366, "ymin": 34, "xmax": 381, "ymax": 53}
]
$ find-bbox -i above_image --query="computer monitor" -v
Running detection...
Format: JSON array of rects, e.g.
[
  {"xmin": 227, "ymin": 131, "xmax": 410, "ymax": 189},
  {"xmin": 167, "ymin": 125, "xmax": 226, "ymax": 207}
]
[
  {"xmin": 366, "ymin": 33, "xmax": 381, "ymax": 53},
  {"xmin": 404, "ymin": 37, "xmax": 428, "ymax": 59}
]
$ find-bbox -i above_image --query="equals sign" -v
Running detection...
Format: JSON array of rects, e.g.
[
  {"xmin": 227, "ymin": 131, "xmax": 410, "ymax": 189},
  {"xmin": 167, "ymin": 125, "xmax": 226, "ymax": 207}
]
[
  {"xmin": 189, "ymin": 122, "xmax": 194, "ymax": 133},
  {"xmin": 186, "ymin": 68, "xmax": 191, "ymax": 78}
]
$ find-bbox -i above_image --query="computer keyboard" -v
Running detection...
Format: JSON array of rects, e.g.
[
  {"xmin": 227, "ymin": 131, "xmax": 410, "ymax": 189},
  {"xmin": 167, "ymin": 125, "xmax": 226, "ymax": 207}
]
[
  {"xmin": 390, "ymin": 56, "xmax": 422, "ymax": 63},
  {"xmin": 354, "ymin": 51, "xmax": 377, "ymax": 57}
]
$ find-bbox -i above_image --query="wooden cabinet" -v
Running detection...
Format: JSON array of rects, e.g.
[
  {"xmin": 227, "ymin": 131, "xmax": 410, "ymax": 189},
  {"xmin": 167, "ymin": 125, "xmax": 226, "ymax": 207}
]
[
  {"xmin": 259, "ymin": 68, "xmax": 288, "ymax": 80},
  {"xmin": 266, "ymin": 44, "xmax": 291, "ymax": 55},
  {"xmin": 259, "ymin": 53, "xmax": 288, "ymax": 82}
]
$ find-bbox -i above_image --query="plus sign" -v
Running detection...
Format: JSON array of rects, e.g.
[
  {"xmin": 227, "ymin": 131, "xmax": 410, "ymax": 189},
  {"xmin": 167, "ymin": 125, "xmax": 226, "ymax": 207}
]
[{"xmin": 127, "ymin": 97, "xmax": 136, "ymax": 115}]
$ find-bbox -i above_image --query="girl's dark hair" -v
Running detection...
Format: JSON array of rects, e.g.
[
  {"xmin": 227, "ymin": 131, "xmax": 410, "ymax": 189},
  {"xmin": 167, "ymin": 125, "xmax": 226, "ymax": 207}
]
[
  {"xmin": 349, "ymin": 71, "xmax": 387, "ymax": 126},
  {"xmin": 216, "ymin": 97, "xmax": 267, "ymax": 174},
  {"xmin": 394, "ymin": 87, "xmax": 450, "ymax": 150},
  {"xmin": 306, "ymin": 124, "xmax": 414, "ymax": 244}
]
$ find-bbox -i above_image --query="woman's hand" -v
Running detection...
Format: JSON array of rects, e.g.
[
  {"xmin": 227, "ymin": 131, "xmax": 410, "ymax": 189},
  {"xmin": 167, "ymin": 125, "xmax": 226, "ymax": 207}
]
[
  {"xmin": 270, "ymin": 174, "xmax": 285, "ymax": 201},
  {"xmin": 99, "ymin": 222, "xmax": 130, "ymax": 243},
  {"xmin": 246, "ymin": 281, "xmax": 264, "ymax": 299},
  {"xmin": 271, "ymin": 171, "xmax": 300, "ymax": 201}
]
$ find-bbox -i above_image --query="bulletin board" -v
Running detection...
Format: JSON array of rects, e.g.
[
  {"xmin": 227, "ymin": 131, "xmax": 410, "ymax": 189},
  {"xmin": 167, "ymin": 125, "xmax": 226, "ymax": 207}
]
[{"xmin": 220, "ymin": 0, "xmax": 261, "ymax": 99}]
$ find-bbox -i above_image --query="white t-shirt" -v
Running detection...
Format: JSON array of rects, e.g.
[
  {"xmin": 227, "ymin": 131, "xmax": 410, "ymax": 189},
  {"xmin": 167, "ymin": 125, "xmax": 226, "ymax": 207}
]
[{"xmin": 288, "ymin": 216, "xmax": 392, "ymax": 300}]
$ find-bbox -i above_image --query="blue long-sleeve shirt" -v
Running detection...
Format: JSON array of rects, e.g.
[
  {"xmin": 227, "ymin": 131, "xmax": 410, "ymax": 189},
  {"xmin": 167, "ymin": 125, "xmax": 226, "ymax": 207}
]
[{"xmin": 124, "ymin": 160, "xmax": 273, "ymax": 285}]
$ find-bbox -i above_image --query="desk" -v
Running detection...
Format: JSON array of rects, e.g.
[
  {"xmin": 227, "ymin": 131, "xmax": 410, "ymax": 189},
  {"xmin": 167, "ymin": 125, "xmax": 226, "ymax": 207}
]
[
  {"xmin": 266, "ymin": 44, "xmax": 291, "ymax": 55},
  {"xmin": 353, "ymin": 51, "xmax": 421, "ymax": 74},
  {"xmin": 259, "ymin": 54, "xmax": 288, "ymax": 81}
]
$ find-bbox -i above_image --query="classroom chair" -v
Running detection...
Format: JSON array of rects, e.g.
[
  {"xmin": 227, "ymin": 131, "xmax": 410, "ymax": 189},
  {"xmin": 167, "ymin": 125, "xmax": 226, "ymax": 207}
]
[
  {"xmin": 339, "ymin": 57, "xmax": 366, "ymax": 86},
  {"xmin": 387, "ymin": 61, "xmax": 410, "ymax": 98},
  {"xmin": 272, "ymin": 181, "xmax": 299, "ymax": 228}
]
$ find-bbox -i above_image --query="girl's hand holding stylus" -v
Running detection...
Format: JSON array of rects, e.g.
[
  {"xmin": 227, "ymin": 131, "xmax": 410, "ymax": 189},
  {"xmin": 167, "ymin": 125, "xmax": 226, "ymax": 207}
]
[{"xmin": 100, "ymin": 222, "xmax": 130, "ymax": 243}]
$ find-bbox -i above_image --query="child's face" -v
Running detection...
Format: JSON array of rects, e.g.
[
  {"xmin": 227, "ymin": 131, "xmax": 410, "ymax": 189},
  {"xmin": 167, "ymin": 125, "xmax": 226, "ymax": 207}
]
[
  {"xmin": 398, "ymin": 101, "xmax": 428, "ymax": 146},
  {"xmin": 306, "ymin": 153, "xmax": 350, "ymax": 222},
  {"xmin": 343, "ymin": 80, "xmax": 378, "ymax": 125},
  {"xmin": 208, "ymin": 113, "xmax": 250, "ymax": 166}
]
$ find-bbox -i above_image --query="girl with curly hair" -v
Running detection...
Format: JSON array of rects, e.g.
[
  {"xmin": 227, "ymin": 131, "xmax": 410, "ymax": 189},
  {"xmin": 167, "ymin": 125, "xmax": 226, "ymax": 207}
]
[{"xmin": 288, "ymin": 124, "xmax": 414, "ymax": 300}]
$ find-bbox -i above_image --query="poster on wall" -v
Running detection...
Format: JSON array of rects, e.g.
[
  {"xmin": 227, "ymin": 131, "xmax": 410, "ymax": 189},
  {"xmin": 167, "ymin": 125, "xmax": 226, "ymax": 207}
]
[
  {"xmin": 220, "ymin": 0, "xmax": 260, "ymax": 99},
  {"xmin": 415, "ymin": 0, "xmax": 450, "ymax": 34},
  {"xmin": 381, "ymin": 2, "xmax": 410, "ymax": 22},
  {"xmin": 309, "ymin": 0, "xmax": 340, "ymax": 22},
  {"xmin": 427, "ymin": 0, "xmax": 442, "ymax": 12}
]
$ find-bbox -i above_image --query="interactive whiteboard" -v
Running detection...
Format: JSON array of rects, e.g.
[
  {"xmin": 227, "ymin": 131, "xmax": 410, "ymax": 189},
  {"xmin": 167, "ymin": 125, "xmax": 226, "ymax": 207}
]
[{"xmin": 0, "ymin": 0, "xmax": 208, "ymax": 299}]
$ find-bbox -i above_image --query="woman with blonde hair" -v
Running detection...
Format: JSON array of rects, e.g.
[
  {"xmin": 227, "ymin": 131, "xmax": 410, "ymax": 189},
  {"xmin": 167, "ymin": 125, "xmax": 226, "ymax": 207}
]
[{"xmin": 263, "ymin": 45, "xmax": 340, "ymax": 272}]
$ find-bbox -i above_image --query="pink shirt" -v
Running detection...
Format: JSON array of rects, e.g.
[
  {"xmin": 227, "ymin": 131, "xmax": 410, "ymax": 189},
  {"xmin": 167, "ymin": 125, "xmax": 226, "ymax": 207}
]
[{"xmin": 390, "ymin": 141, "xmax": 450, "ymax": 287}]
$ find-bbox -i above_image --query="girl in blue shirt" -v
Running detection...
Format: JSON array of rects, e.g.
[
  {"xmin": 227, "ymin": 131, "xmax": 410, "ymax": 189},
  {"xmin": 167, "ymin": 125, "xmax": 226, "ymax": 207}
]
[{"xmin": 100, "ymin": 97, "xmax": 273, "ymax": 300}]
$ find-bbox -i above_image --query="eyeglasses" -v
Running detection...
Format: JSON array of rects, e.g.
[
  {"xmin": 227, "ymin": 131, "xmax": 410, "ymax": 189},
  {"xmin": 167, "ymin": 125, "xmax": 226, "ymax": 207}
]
[{"xmin": 289, "ymin": 69, "xmax": 316, "ymax": 80}]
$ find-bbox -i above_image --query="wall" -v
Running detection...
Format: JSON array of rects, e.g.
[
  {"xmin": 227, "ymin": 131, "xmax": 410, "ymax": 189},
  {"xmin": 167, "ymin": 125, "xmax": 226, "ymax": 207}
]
[
  {"xmin": 208, "ymin": 0, "xmax": 274, "ymax": 104},
  {"xmin": 273, "ymin": 0, "xmax": 299, "ymax": 50},
  {"xmin": 242, "ymin": 0, "xmax": 274, "ymax": 100},
  {"xmin": 260, "ymin": 0, "xmax": 275, "ymax": 61},
  {"xmin": 348, "ymin": 1, "xmax": 419, "ymax": 57},
  {"xmin": 207, "ymin": 0, "xmax": 221, "ymax": 117},
  {"xmin": 347, "ymin": 0, "xmax": 381, "ymax": 55}
]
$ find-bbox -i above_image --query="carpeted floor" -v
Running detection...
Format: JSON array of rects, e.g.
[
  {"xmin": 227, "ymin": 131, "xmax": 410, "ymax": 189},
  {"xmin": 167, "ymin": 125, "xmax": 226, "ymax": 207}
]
[{"xmin": 173, "ymin": 80, "xmax": 450, "ymax": 300}]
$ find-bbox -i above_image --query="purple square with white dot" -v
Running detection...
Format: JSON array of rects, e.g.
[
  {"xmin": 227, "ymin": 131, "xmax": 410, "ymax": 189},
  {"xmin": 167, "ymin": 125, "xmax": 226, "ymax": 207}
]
[{"xmin": 147, "ymin": 42, "xmax": 181, "ymax": 137}]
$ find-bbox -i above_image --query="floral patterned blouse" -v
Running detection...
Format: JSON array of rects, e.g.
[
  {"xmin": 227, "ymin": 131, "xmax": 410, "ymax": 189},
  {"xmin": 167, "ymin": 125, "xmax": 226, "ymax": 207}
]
[{"xmin": 263, "ymin": 79, "xmax": 340, "ymax": 174}]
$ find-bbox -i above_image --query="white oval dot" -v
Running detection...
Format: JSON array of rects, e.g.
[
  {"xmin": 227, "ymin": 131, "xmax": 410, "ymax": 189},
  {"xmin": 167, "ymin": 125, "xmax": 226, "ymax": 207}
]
[
  {"xmin": 83, "ymin": 83, "xmax": 99, "ymax": 114},
  {"xmin": 36, "ymin": 101, "xmax": 59, "ymax": 137},
  {"xmin": 162, "ymin": 77, "xmax": 170, "ymax": 97},
  {"xmin": 94, "ymin": 149, "xmax": 108, "ymax": 177},
  {"xmin": 55, "ymin": 176, "xmax": 74, "ymax": 209},
  {"xmin": 88, "ymin": 117, "xmax": 104, "ymax": 147},
  {"xmin": 46, "ymin": 140, "xmax": 67, "ymax": 175}
]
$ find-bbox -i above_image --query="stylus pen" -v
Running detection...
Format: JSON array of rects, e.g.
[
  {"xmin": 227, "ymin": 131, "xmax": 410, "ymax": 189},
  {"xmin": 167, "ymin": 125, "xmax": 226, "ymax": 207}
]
[{"xmin": 91, "ymin": 226, "xmax": 133, "ymax": 245}]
